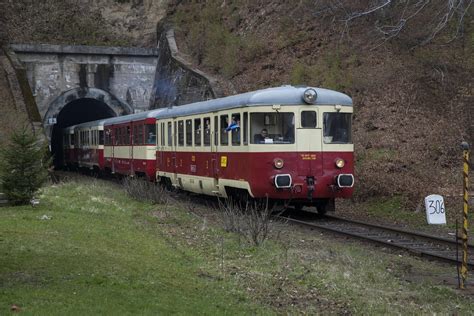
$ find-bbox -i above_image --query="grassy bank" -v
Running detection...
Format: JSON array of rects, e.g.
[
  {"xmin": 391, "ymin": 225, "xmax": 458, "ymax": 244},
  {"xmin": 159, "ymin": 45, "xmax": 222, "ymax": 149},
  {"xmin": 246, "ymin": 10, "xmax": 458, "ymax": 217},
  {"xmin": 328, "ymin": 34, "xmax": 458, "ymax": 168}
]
[
  {"xmin": 1, "ymin": 175, "xmax": 474, "ymax": 314},
  {"xmin": 0, "ymin": 178, "xmax": 266, "ymax": 314}
]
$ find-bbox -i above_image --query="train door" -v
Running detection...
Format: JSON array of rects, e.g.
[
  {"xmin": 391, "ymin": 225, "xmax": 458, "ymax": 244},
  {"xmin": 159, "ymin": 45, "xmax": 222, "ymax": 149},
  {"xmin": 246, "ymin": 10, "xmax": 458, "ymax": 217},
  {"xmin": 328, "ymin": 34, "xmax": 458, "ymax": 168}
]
[{"xmin": 296, "ymin": 110, "xmax": 323, "ymax": 177}]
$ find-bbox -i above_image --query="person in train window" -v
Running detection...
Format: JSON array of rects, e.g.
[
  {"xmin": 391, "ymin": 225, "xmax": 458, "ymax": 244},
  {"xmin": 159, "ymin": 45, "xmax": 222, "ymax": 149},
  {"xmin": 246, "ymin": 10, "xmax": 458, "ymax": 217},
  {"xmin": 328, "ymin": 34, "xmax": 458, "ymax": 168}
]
[
  {"xmin": 225, "ymin": 118, "xmax": 239, "ymax": 132},
  {"xmin": 148, "ymin": 132, "xmax": 156, "ymax": 144},
  {"xmin": 254, "ymin": 128, "xmax": 268, "ymax": 143}
]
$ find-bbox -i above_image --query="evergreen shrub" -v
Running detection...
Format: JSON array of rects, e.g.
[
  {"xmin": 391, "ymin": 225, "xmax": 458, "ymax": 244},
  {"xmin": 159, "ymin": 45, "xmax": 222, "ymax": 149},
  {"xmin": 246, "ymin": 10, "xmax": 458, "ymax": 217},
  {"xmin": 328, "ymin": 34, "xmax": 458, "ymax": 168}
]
[{"xmin": 0, "ymin": 128, "xmax": 49, "ymax": 205}]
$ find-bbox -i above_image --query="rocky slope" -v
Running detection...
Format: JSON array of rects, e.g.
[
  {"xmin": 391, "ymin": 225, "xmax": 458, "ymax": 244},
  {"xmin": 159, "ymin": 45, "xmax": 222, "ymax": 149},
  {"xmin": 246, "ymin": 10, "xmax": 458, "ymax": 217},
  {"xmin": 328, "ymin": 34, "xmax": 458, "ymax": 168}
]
[{"xmin": 169, "ymin": 0, "xmax": 474, "ymax": 209}]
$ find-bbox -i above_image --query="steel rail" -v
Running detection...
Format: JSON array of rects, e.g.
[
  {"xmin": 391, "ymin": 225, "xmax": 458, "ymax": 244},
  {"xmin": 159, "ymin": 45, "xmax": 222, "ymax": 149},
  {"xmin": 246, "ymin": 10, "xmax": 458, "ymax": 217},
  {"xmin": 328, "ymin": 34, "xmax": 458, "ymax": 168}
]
[
  {"xmin": 325, "ymin": 214, "xmax": 474, "ymax": 248},
  {"xmin": 274, "ymin": 213, "xmax": 474, "ymax": 268}
]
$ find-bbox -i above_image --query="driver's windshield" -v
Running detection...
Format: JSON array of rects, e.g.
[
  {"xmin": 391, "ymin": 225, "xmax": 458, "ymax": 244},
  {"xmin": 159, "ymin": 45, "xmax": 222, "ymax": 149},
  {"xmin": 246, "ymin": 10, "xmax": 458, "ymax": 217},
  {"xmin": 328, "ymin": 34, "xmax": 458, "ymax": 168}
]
[
  {"xmin": 323, "ymin": 113, "xmax": 352, "ymax": 144},
  {"xmin": 250, "ymin": 112, "xmax": 294, "ymax": 144}
]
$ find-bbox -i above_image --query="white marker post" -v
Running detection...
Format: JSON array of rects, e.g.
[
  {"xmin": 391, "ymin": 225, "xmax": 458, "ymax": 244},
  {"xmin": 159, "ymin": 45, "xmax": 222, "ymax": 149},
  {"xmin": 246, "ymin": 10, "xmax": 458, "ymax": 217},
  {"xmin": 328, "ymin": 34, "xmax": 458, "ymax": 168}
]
[{"xmin": 425, "ymin": 194, "xmax": 446, "ymax": 225}]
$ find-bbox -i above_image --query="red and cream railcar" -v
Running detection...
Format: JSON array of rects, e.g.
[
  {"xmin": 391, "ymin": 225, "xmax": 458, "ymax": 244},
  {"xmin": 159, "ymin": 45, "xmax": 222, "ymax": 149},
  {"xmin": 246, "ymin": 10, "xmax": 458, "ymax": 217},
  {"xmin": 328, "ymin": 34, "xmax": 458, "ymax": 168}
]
[
  {"xmin": 102, "ymin": 110, "xmax": 163, "ymax": 179},
  {"xmin": 73, "ymin": 120, "xmax": 106, "ymax": 171},
  {"xmin": 153, "ymin": 86, "xmax": 354, "ymax": 213}
]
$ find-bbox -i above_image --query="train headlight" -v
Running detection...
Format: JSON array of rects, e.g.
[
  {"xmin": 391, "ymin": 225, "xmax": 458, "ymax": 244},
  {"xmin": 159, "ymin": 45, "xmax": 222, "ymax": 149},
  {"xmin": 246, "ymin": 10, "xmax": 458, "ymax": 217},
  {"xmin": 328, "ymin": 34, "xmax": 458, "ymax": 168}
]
[
  {"xmin": 303, "ymin": 88, "xmax": 318, "ymax": 104},
  {"xmin": 274, "ymin": 158, "xmax": 284, "ymax": 169},
  {"xmin": 335, "ymin": 158, "xmax": 345, "ymax": 168}
]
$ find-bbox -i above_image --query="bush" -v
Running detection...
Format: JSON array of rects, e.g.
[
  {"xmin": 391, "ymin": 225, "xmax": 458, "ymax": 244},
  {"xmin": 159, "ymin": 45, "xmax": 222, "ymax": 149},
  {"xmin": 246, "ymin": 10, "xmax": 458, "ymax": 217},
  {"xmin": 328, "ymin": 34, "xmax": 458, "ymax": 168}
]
[
  {"xmin": 217, "ymin": 197, "xmax": 273, "ymax": 246},
  {"xmin": 0, "ymin": 128, "xmax": 49, "ymax": 205},
  {"xmin": 122, "ymin": 177, "xmax": 169, "ymax": 205}
]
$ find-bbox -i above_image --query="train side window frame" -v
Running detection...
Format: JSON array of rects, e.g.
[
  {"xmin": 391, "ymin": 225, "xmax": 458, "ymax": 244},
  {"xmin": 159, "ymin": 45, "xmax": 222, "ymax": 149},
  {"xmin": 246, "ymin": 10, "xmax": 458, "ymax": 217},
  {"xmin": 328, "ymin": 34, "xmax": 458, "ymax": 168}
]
[
  {"xmin": 301, "ymin": 110, "xmax": 317, "ymax": 128},
  {"xmin": 132, "ymin": 125, "xmax": 138, "ymax": 145},
  {"xmin": 214, "ymin": 116, "xmax": 218, "ymax": 146},
  {"xmin": 220, "ymin": 114, "xmax": 229, "ymax": 146},
  {"xmin": 160, "ymin": 122, "xmax": 165, "ymax": 146},
  {"xmin": 231, "ymin": 112, "xmax": 241, "ymax": 146},
  {"xmin": 167, "ymin": 121, "xmax": 172, "ymax": 146},
  {"xmin": 99, "ymin": 130, "xmax": 104, "ymax": 145},
  {"xmin": 178, "ymin": 120, "xmax": 184, "ymax": 146},
  {"xmin": 186, "ymin": 119, "xmax": 192, "ymax": 146},
  {"xmin": 145, "ymin": 124, "xmax": 156, "ymax": 145},
  {"xmin": 203, "ymin": 117, "xmax": 211, "ymax": 146},
  {"xmin": 126, "ymin": 126, "xmax": 131, "ymax": 145},
  {"xmin": 194, "ymin": 118, "xmax": 202, "ymax": 147},
  {"xmin": 243, "ymin": 112, "xmax": 248, "ymax": 145}
]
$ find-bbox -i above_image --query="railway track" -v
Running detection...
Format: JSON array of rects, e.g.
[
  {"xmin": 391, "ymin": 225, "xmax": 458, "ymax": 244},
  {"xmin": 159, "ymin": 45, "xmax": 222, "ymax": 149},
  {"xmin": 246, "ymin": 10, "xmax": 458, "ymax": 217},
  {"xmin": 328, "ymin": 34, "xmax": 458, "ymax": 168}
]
[{"xmin": 275, "ymin": 211, "xmax": 474, "ymax": 268}]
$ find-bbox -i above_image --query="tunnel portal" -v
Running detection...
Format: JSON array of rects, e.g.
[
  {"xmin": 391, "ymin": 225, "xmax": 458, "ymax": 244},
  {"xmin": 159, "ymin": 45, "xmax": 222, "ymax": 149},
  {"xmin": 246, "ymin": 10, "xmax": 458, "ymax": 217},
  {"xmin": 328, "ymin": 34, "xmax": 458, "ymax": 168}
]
[{"xmin": 51, "ymin": 98, "xmax": 117, "ymax": 167}]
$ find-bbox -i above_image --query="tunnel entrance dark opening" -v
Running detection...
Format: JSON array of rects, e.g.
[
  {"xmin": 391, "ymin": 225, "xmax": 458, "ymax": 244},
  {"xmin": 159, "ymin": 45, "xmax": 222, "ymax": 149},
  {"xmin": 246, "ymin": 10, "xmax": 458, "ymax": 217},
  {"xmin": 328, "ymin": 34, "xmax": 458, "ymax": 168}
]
[{"xmin": 51, "ymin": 98, "xmax": 116, "ymax": 167}]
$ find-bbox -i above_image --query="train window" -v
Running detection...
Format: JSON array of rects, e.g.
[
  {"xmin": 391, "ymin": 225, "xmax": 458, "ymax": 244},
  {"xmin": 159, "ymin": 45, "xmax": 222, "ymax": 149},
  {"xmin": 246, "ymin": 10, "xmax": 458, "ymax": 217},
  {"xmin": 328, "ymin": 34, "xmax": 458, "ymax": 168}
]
[
  {"xmin": 186, "ymin": 119, "xmax": 192, "ymax": 146},
  {"xmin": 214, "ymin": 116, "xmax": 218, "ymax": 146},
  {"xmin": 301, "ymin": 111, "xmax": 317, "ymax": 128},
  {"xmin": 70, "ymin": 134, "xmax": 75, "ymax": 146},
  {"xmin": 146, "ymin": 124, "xmax": 156, "ymax": 145},
  {"xmin": 230, "ymin": 113, "xmax": 240, "ymax": 146},
  {"xmin": 99, "ymin": 131, "xmax": 104, "ymax": 145},
  {"xmin": 186, "ymin": 120, "xmax": 193, "ymax": 146},
  {"xmin": 132, "ymin": 125, "xmax": 138, "ymax": 145},
  {"xmin": 203, "ymin": 117, "xmax": 211, "ymax": 146},
  {"xmin": 161, "ymin": 123, "xmax": 165, "ymax": 146},
  {"xmin": 220, "ymin": 115, "xmax": 228, "ymax": 146},
  {"xmin": 250, "ymin": 112, "xmax": 295, "ymax": 144},
  {"xmin": 138, "ymin": 125, "xmax": 144, "ymax": 145},
  {"xmin": 323, "ymin": 113, "xmax": 352, "ymax": 144},
  {"xmin": 243, "ymin": 112, "xmax": 248, "ymax": 145},
  {"xmin": 121, "ymin": 127, "xmax": 125, "ymax": 145},
  {"xmin": 127, "ymin": 126, "xmax": 132, "ymax": 145},
  {"xmin": 194, "ymin": 118, "xmax": 201, "ymax": 146},
  {"xmin": 178, "ymin": 121, "xmax": 184, "ymax": 146},
  {"xmin": 167, "ymin": 122, "xmax": 172, "ymax": 146}
]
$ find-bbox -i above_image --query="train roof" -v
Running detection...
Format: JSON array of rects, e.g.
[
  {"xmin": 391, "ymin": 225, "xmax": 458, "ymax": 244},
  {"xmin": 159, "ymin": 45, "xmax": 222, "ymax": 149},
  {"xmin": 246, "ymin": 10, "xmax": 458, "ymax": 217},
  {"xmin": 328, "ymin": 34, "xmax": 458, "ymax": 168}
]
[
  {"xmin": 154, "ymin": 85, "xmax": 352, "ymax": 120},
  {"xmin": 103, "ymin": 109, "xmax": 165, "ymax": 126},
  {"xmin": 66, "ymin": 86, "xmax": 352, "ymax": 131},
  {"xmin": 73, "ymin": 119, "xmax": 108, "ymax": 129}
]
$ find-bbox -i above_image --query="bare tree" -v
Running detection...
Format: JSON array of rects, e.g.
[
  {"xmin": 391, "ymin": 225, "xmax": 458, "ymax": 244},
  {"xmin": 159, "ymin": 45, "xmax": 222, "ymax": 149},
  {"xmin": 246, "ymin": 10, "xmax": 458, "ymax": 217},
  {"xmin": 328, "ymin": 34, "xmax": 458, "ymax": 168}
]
[
  {"xmin": 217, "ymin": 197, "xmax": 274, "ymax": 246},
  {"xmin": 315, "ymin": 0, "xmax": 473, "ymax": 46}
]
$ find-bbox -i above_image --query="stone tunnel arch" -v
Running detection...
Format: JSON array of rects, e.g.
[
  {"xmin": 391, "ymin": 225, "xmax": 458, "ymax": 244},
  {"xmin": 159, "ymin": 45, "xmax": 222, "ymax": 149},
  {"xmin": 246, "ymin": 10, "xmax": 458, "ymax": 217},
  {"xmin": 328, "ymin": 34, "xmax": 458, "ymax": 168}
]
[{"xmin": 45, "ymin": 88, "xmax": 133, "ymax": 167}]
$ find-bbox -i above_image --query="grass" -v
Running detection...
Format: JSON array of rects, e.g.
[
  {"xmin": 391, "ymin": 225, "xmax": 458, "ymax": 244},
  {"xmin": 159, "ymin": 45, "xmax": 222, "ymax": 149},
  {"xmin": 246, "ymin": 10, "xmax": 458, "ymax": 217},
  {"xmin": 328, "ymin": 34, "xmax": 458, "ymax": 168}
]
[
  {"xmin": 1, "ymin": 175, "xmax": 474, "ymax": 314},
  {"xmin": 0, "ymin": 178, "xmax": 267, "ymax": 314}
]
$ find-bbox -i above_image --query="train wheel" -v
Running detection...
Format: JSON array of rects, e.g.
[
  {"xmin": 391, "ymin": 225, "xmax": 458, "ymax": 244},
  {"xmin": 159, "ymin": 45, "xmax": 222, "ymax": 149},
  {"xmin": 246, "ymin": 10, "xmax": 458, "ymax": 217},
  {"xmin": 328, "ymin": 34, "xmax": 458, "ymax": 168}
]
[{"xmin": 315, "ymin": 199, "xmax": 335, "ymax": 215}]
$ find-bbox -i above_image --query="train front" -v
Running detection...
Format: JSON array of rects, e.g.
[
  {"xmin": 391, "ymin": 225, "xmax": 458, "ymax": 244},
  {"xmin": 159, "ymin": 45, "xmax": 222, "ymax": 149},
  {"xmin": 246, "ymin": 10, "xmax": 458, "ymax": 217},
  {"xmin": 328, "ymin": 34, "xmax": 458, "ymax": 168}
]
[{"xmin": 247, "ymin": 88, "xmax": 354, "ymax": 214}]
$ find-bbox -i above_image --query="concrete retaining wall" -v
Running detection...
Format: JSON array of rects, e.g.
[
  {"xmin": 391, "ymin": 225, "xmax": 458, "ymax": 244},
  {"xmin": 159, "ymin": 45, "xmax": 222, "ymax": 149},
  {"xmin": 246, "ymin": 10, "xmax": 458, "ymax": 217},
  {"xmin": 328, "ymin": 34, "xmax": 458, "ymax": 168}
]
[{"xmin": 150, "ymin": 28, "xmax": 225, "ymax": 108}]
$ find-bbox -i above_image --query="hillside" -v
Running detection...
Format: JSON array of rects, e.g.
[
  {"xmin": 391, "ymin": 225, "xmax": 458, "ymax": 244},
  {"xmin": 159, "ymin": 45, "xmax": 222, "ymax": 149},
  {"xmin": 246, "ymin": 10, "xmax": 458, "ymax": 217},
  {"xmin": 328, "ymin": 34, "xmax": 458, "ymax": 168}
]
[
  {"xmin": 169, "ymin": 0, "xmax": 474, "ymax": 210},
  {"xmin": 0, "ymin": 0, "xmax": 473, "ymax": 211}
]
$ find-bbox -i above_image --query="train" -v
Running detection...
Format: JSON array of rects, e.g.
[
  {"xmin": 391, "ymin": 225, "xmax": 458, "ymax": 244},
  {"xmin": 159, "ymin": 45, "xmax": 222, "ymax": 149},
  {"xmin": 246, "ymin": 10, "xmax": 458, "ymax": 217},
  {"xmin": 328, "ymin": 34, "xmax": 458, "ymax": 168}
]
[{"xmin": 62, "ymin": 85, "xmax": 354, "ymax": 213}]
